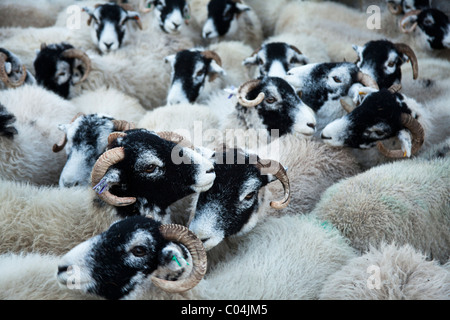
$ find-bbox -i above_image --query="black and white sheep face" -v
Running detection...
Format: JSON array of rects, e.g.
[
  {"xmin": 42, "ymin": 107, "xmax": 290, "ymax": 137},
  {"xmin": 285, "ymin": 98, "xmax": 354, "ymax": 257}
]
[
  {"xmin": 202, "ymin": 0, "xmax": 250, "ymax": 39},
  {"xmin": 402, "ymin": 0, "xmax": 431, "ymax": 13},
  {"xmin": 83, "ymin": 3, "xmax": 141, "ymax": 53},
  {"xmin": 238, "ymin": 77, "xmax": 316, "ymax": 137},
  {"xmin": 284, "ymin": 62, "xmax": 361, "ymax": 113},
  {"xmin": 0, "ymin": 103, "xmax": 17, "ymax": 139},
  {"xmin": 58, "ymin": 114, "xmax": 116, "ymax": 188},
  {"xmin": 57, "ymin": 216, "xmax": 191, "ymax": 300},
  {"xmin": 102, "ymin": 129, "xmax": 215, "ymax": 219},
  {"xmin": 321, "ymin": 89, "xmax": 414, "ymax": 151},
  {"xmin": 353, "ymin": 40, "xmax": 409, "ymax": 89},
  {"xmin": 189, "ymin": 149, "xmax": 277, "ymax": 251},
  {"xmin": 165, "ymin": 49, "xmax": 225, "ymax": 104},
  {"xmin": 403, "ymin": 9, "xmax": 450, "ymax": 50},
  {"xmin": 243, "ymin": 42, "xmax": 309, "ymax": 78},
  {"xmin": 33, "ymin": 43, "xmax": 87, "ymax": 99},
  {"xmin": 146, "ymin": 0, "xmax": 190, "ymax": 34}
]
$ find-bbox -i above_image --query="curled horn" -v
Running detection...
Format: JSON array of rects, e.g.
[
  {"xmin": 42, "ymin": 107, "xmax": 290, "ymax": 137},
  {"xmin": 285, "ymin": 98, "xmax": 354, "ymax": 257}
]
[
  {"xmin": 201, "ymin": 50, "xmax": 222, "ymax": 67},
  {"xmin": 400, "ymin": 10, "xmax": 421, "ymax": 33},
  {"xmin": 120, "ymin": 3, "xmax": 143, "ymax": 30},
  {"xmin": 52, "ymin": 112, "xmax": 85, "ymax": 152},
  {"xmin": 157, "ymin": 131, "xmax": 195, "ymax": 150},
  {"xmin": 289, "ymin": 44, "xmax": 303, "ymax": 55},
  {"xmin": 112, "ymin": 120, "xmax": 135, "ymax": 131},
  {"xmin": 387, "ymin": 1, "xmax": 403, "ymax": 15},
  {"xmin": 254, "ymin": 158, "xmax": 291, "ymax": 210},
  {"xmin": 237, "ymin": 79, "xmax": 265, "ymax": 107},
  {"xmin": 107, "ymin": 131, "xmax": 127, "ymax": 146},
  {"xmin": 91, "ymin": 146, "xmax": 137, "ymax": 206},
  {"xmin": 61, "ymin": 48, "xmax": 92, "ymax": 83},
  {"xmin": 151, "ymin": 224, "xmax": 207, "ymax": 293},
  {"xmin": 340, "ymin": 97, "xmax": 357, "ymax": 113},
  {"xmin": 0, "ymin": 52, "xmax": 27, "ymax": 88},
  {"xmin": 394, "ymin": 43, "xmax": 419, "ymax": 80},
  {"xmin": 357, "ymin": 71, "xmax": 379, "ymax": 90},
  {"xmin": 388, "ymin": 83, "xmax": 402, "ymax": 93},
  {"xmin": 376, "ymin": 113, "xmax": 425, "ymax": 158}
]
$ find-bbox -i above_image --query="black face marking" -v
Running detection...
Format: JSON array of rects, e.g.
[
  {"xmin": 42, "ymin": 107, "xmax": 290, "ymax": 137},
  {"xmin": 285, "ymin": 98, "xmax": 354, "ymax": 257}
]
[
  {"xmin": 171, "ymin": 50, "xmax": 211, "ymax": 102},
  {"xmin": 33, "ymin": 43, "xmax": 76, "ymax": 99},
  {"xmin": 238, "ymin": 77, "xmax": 302, "ymax": 136},
  {"xmin": 0, "ymin": 103, "xmax": 17, "ymax": 139},
  {"xmin": 89, "ymin": 216, "xmax": 166, "ymax": 300},
  {"xmin": 417, "ymin": 9, "xmax": 450, "ymax": 50},
  {"xmin": 403, "ymin": 0, "xmax": 431, "ymax": 11},
  {"xmin": 107, "ymin": 129, "xmax": 201, "ymax": 217},
  {"xmin": 155, "ymin": 0, "xmax": 187, "ymax": 32},
  {"xmin": 260, "ymin": 43, "xmax": 289, "ymax": 75},
  {"xmin": 207, "ymin": 0, "xmax": 240, "ymax": 36},
  {"xmin": 97, "ymin": 5, "xmax": 126, "ymax": 45},
  {"xmin": 195, "ymin": 149, "xmax": 270, "ymax": 238},
  {"xmin": 342, "ymin": 89, "xmax": 411, "ymax": 147},
  {"xmin": 300, "ymin": 62, "xmax": 359, "ymax": 112},
  {"xmin": 357, "ymin": 40, "xmax": 405, "ymax": 89}
]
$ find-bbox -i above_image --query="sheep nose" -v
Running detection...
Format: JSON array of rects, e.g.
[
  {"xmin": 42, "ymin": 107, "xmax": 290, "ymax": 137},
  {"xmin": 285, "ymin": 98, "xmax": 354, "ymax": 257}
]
[
  {"xmin": 206, "ymin": 168, "xmax": 214, "ymax": 174},
  {"xmin": 173, "ymin": 22, "xmax": 180, "ymax": 29},
  {"xmin": 307, "ymin": 123, "xmax": 316, "ymax": 130},
  {"xmin": 321, "ymin": 133, "xmax": 332, "ymax": 140},
  {"xmin": 104, "ymin": 42, "xmax": 113, "ymax": 49},
  {"xmin": 204, "ymin": 31, "xmax": 211, "ymax": 38},
  {"xmin": 200, "ymin": 237, "xmax": 210, "ymax": 244}
]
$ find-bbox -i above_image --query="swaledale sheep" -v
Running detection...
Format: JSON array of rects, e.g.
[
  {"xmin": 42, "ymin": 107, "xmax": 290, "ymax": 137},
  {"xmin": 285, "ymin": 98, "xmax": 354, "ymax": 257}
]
[
  {"xmin": 0, "ymin": 48, "xmax": 36, "ymax": 90},
  {"xmin": 311, "ymin": 157, "xmax": 450, "ymax": 263},
  {"xmin": 0, "ymin": 85, "xmax": 78, "ymax": 186},
  {"xmin": 0, "ymin": 129, "xmax": 215, "ymax": 255},
  {"xmin": 0, "ymin": 214, "xmax": 357, "ymax": 300},
  {"xmin": 321, "ymin": 87, "xmax": 449, "ymax": 168},
  {"xmin": 190, "ymin": 135, "xmax": 361, "ymax": 251},
  {"xmin": 319, "ymin": 242, "xmax": 450, "ymax": 300},
  {"xmin": 202, "ymin": 0, "xmax": 263, "ymax": 49}
]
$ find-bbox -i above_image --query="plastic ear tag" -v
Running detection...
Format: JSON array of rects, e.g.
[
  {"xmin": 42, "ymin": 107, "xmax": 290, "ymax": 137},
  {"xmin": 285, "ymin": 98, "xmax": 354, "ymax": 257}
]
[
  {"xmin": 147, "ymin": 2, "xmax": 152, "ymax": 8},
  {"xmin": 403, "ymin": 150, "xmax": 407, "ymax": 157},
  {"xmin": 172, "ymin": 255, "xmax": 189, "ymax": 266}
]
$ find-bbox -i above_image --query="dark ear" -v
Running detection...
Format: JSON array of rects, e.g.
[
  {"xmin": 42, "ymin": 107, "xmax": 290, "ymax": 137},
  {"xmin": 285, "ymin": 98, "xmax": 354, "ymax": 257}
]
[
  {"xmin": 242, "ymin": 53, "xmax": 259, "ymax": 66},
  {"xmin": 207, "ymin": 59, "xmax": 226, "ymax": 82},
  {"xmin": 0, "ymin": 107, "xmax": 18, "ymax": 139},
  {"xmin": 82, "ymin": 6, "xmax": 97, "ymax": 26},
  {"xmin": 235, "ymin": 3, "xmax": 251, "ymax": 13}
]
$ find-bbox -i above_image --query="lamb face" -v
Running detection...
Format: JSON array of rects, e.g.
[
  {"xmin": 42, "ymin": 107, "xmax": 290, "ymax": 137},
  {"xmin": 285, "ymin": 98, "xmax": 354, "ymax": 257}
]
[
  {"xmin": 202, "ymin": 0, "xmax": 250, "ymax": 39},
  {"xmin": 83, "ymin": 3, "xmax": 142, "ymax": 53},
  {"xmin": 243, "ymin": 42, "xmax": 309, "ymax": 78},
  {"xmin": 165, "ymin": 49, "xmax": 225, "ymax": 104},
  {"xmin": 57, "ymin": 216, "xmax": 206, "ymax": 300},
  {"xmin": 145, "ymin": 0, "xmax": 191, "ymax": 34},
  {"xmin": 0, "ymin": 48, "xmax": 35, "ymax": 89},
  {"xmin": 92, "ymin": 129, "xmax": 216, "ymax": 221}
]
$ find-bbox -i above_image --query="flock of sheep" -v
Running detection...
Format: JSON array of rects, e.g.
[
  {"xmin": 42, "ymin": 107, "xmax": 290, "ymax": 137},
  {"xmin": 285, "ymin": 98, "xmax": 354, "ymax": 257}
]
[{"xmin": 0, "ymin": 0, "xmax": 449, "ymax": 300}]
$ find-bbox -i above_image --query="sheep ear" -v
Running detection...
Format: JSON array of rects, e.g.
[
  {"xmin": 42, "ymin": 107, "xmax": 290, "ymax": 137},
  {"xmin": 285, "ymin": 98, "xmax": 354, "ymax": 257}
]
[
  {"xmin": 58, "ymin": 124, "xmax": 68, "ymax": 133},
  {"xmin": 242, "ymin": 54, "xmax": 258, "ymax": 66},
  {"xmin": 208, "ymin": 60, "xmax": 226, "ymax": 82},
  {"xmin": 397, "ymin": 129, "xmax": 413, "ymax": 158},
  {"xmin": 155, "ymin": 243, "xmax": 192, "ymax": 280},
  {"xmin": 292, "ymin": 52, "xmax": 309, "ymax": 65},
  {"xmin": 126, "ymin": 11, "xmax": 143, "ymax": 29},
  {"xmin": 235, "ymin": 3, "xmax": 251, "ymax": 13},
  {"xmin": 164, "ymin": 54, "xmax": 176, "ymax": 65}
]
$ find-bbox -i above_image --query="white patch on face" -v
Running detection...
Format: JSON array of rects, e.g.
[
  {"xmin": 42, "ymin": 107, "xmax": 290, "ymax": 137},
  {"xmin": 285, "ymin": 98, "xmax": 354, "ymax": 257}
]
[
  {"xmin": 321, "ymin": 117, "xmax": 351, "ymax": 146},
  {"xmin": 284, "ymin": 63, "xmax": 318, "ymax": 89},
  {"xmin": 293, "ymin": 101, "xmax": 316, "ymax": 137},
  {"xmin": 398, "ymin": 129, "xmax": 412, "ymax": 157},
  {"xmin": 202, "ymin": 18, "xmax": 218, "ymax": 38},
  {"xmin": 123, "ymin": 230, "xmax": 155, "ymax": 266},
  {"xmin": 135, "ymin": 150, "xmax": 164, "ymax": 178},
  {"xmin": 163, "ymin": 9, "xmax": 184, "ymax": 33},
  {"xmin": 55, "ymin": 60, "xmax": 71, "ymax": 85},
  {"xmin": 238, "ymin": 177, "xmax": 260, "ymax": 202},
  {"xmin": 328, "ymin": 66, "xmax": 353, "ymax": 90},
  {"xmin": 186, "ymin": 148, "xmax": 215, "ymax": 192},
  {"xmin": 443, "ymin": 25, "xmax": 450, "ymax": 48},
  {"xmin": 189, "ymin": 200, "xmax": 224, "ymax": 251},
  {"xmin": 97, "ymin": 22, "xmax": 122, "ymax": 53},
  {"xmin": 167, "ymin": 80, "xmax": 189, "ymax": 105},
  {"xmin": 267, "ymin": 60, "xmax": 287, "ymax": 78},
  {"xmin": 384, "ymin": 50, "xmax": 399, "ymax": 75},
  {"xmin": 57, "ymin": 236, "xmax": 99, "ymax": 292},
  {"xmin": 59, "ymin": 148, "xmax": 91, "ymax": 187},
  {"xmin": 226, "ymin": 15, "xmax": 239, "ymax": 36}
]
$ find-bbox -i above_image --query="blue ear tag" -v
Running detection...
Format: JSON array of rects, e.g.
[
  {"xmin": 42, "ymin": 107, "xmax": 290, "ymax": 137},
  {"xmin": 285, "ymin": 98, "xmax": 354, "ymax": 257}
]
[
  {"xmin": 227, "ymin": 86, "xmax": 235, "ymax": 99},
  {"xmin": 93, "ymin": 178, "xmax": 108, "ymax": 194}
]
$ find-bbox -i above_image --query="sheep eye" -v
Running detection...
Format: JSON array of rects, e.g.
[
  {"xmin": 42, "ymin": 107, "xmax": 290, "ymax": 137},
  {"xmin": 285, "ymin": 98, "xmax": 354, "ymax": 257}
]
[
  {"xmin": 131, "ymin": 246, "xmax": 147, "ymax": 257},
  {"xmin": 244, "ymin": 192, "xmax": 256, "ymax": 200},
  {"xmin": 424, "ymin": 18, "xmax": 433, "ymax": 26},
  {"xmin": 145, "ymin": 164, "xmax": 157, "ymax": 173},
  {"xmin": 387, "ymin": 61, "xmax": 395, "ymax": 68},
  {"xmin": 56, "ymin": 72, "xmax": 66, "ymax": 77},
  {"xmin": 265, "ymin": 96, "xmax": 276, "ymax": 104},
  {"xmin": 373, "ymin": 129, "xmax": 384, "ymax": 136},
  {"xmin": 290, "ymin": 57, "xmax": 298, "ymax": 64},
  {"xmin": 333, "ymin": 76, "xmax": 341, "ymax": 83}
]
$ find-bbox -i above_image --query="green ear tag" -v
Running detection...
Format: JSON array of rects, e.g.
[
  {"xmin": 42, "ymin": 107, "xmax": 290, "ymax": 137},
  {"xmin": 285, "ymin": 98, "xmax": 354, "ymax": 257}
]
[{"xmin": 172, "ymin": 255, "xmax": 181, "ymax": 267}]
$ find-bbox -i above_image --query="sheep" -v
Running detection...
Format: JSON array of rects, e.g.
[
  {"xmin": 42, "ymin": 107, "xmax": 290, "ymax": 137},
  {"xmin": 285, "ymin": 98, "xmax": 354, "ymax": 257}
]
[
  {"xmin": 243, "ymin": 0, "xmax": 292, "ymax": 38},
  {"xmin": 0, "ymin": 48, "xmax": 36, "ymax": 90},
  {"xmin": 189, "ymin": 135, "xmax": 361, "ymax": 251},
  {"xmin": 320, "ymin": 87, "xmax": 449, "ymax": 168},
  {"xmin": 319, "ymin": 242, "xmax": 450, "ymax": 300},
  {"xmin": 0, "ymin": 129, "xmax": 216, "ymax": 255},
  {"xmin": 283, "ymin": 61, "xmax": 380, "ymax": 134},
  {"xmin": 0, "ymin": 85, "xmax": 79, "ymax": 186},
  {"xmin": 54, "ymin": 113, "xmax": 135, "ymax": 188},
  {"xmin": 202, "ymin": 0, "xmax": 263, "ymax": 49},
  {"xmin": 0, "ymin": 214, "xmax": 357, "ymax": 300},
  {"xmin": 311, "ymin": 156, "xmax": 450, "ymax": 264}
]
